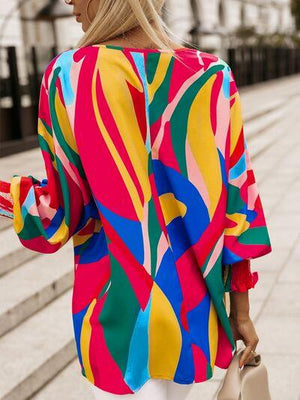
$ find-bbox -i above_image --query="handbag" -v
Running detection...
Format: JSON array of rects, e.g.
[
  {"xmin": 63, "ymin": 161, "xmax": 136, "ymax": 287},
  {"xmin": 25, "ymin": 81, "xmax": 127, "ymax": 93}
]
[{"xmin": 217, "ymin": 345, "xmax": 272, "ymax": 400}]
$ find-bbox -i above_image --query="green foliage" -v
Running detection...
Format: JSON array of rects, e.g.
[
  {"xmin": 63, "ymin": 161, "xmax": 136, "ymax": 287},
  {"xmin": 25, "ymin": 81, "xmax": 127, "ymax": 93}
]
[
  {"xmin": 228, "ymin": 27, "xmax": 299, "ymax": 48},
  {"xmin": 291, "ymin": 0, "xmax": 300, "ymax": 31}
]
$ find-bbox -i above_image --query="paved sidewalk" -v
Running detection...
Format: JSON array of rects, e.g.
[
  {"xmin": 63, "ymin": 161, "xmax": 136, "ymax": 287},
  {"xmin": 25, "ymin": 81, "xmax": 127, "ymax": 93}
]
[{"xmin": 0, "ymin": 73, "xmax": 299, "ymax": 400}]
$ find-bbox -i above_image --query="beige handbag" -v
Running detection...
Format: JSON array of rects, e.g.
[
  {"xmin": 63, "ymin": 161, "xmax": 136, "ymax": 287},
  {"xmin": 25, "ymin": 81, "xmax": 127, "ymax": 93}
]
[{"xmin": 217, "ymin": 345, "xmax": 272, "ymax": 400}]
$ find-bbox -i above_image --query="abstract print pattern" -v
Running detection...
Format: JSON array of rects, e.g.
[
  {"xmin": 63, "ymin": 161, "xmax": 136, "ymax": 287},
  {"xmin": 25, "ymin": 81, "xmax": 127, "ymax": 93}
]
[{"xmin": 0, "ymin": 45, "xmax": 272, "ymax": 395}]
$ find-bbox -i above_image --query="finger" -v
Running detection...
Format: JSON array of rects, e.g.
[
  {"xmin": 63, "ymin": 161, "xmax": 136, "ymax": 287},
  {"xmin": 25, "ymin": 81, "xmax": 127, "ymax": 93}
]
[
  {"xmin": 239, "ymin": 346, "xmax": 253, "ymax": 368},
  {"xmin": 240, "ymin": 347, "xmax": 257, "ymax": 367}
]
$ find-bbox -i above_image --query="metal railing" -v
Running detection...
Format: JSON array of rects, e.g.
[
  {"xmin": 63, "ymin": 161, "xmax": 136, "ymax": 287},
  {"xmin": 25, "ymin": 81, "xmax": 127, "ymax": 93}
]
[
  {"xmin": 228, "ymin": 46, "xmax": 300, "ymax": 87},
  {"xmin": 0, "ymin": 45, "xmax": 57, "ymax": 156},
  {"xmin": 0, "ymin": 45, "xmax": 300, "ymax": 156}
]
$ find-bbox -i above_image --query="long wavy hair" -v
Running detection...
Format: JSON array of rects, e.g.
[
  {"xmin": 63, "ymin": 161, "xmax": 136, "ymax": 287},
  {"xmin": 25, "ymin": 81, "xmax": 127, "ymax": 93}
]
[{"xmin": 75, "ymin": 0, "xmax": 196, "ymax": 62}]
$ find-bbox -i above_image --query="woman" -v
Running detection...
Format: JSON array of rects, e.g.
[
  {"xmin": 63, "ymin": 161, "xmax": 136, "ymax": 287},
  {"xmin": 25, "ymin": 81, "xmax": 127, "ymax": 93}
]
[{"xmin": 0, "ymin": 0, "xmax": 272, "ymax": 399}]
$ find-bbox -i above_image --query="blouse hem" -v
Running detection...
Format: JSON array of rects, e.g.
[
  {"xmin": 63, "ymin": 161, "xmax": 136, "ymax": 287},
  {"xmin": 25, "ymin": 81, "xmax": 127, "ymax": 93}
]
[{"xmin": 82, "ymin": 368, "xmax": 214, "ymax": 395}]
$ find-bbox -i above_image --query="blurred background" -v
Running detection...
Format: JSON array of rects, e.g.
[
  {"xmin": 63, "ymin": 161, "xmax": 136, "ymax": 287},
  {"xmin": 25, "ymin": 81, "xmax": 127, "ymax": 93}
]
[
  {"xmin": 0, "ymin": 1, "xmax": 300, "ymax": 400},
  {"xmin": 0, "ymin": 0, "xmax": 299, "ymax": 155}
]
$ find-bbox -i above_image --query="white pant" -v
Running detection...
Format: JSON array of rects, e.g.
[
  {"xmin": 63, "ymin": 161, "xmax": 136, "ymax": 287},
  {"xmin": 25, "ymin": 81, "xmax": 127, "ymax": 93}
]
[{"xmin": 91, "ymin": 378, "xmax": 194, "ymax": 400}]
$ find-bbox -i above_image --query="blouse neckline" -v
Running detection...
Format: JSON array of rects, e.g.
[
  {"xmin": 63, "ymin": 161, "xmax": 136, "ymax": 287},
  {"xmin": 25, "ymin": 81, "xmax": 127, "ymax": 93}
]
[{"xmin": 89, "ymin": 44, "xmax": 192, "ymax": 53}]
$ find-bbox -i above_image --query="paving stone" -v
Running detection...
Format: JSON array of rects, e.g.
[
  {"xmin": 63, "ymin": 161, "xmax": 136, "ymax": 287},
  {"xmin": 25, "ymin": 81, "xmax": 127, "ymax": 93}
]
[
  {"xmin": 187, "ymin": 379, "xmax": 222, "ymax": 400},
  {"xmin": 31, "ymin": 358, "xmax": 95, "ymax": 400},
  {"xmin": 247, "ymin": 270, "xmax": 277, "ymax": 303},
  {"xmin": 261, "ymin": 282, "xmax": 300, "ymax": 317},
  {"xmin": 0, "ymin": 290, "xmax": 75, "ymax": 400},
  {"xmin": 0, "ymin": 243, "xmax": 73, "ymax": 336},
  {"xmin": 278, "ymin": 243, "xmax": 300, "ymax": 283},
  {"xmin": 255, "ymin": 315, "xmax": 300, "ymax": 356}
]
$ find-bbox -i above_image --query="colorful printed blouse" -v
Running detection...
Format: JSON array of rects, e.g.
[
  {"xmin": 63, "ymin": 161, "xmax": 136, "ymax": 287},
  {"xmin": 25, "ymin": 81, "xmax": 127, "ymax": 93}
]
[{"xmin": 0, "ymin": 44, "xmax": 272, "ymax": 395}]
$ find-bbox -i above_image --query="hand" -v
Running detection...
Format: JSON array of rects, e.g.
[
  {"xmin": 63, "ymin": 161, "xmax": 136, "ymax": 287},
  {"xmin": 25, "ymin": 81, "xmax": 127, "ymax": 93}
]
[{"xmin": 229, "ymin": 313, "xmax": 259, "ymax": 368}]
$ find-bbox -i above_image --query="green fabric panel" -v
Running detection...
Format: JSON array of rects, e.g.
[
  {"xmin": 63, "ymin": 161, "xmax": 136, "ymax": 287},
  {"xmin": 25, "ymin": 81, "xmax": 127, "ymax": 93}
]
[
  {"xmin": 238, "ymin": 226, "xmax": 271, "ymax": 246},
  {"xmin": 148, "ymin": 56, "xmax": 175, "ymax": 125},
  {"xmin": 170, "ymin": 65, "xmax": 225, "ymax": 178},
  {"xmin": 99, "ymin": 253, "xmax": 140, "ymax": 374}
]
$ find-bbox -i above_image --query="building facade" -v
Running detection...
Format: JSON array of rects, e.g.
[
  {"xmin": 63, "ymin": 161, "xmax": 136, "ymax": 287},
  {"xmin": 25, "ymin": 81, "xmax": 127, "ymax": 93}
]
[
  {"xmin": 0, "ymin": 0, "xmax": 297, "ymax": 153},
  {"xmin": 0, "ymin": 0, "xmax": 296, "ymax": 53},
  {"xmin": 165, "ymin": 0, "xmax": 295, "ymax": 58}
]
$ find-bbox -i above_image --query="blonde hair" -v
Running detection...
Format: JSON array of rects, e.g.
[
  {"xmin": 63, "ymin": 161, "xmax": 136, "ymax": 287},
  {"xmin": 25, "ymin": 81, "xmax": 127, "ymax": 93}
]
[{"xmin": 75, "ymin": 0, "xmax": 197, "ymax": 63}]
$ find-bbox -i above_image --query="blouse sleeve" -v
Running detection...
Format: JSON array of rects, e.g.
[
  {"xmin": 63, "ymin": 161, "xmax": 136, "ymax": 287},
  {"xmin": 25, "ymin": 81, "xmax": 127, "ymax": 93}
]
[
  {"xmin": 0, "ymin": 54, "xmax": 96, "ymax": 253},
  {"xmin": 222, "ymin": 66, "xmax": 272, "ymax": 292}
]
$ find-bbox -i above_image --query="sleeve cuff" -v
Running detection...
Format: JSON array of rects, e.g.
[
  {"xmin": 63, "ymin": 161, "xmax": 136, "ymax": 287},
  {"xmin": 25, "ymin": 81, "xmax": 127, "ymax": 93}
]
[
  {"xmin": 229, "ymin": 259, "xmax": 259, "ymax": 292},
  {"xmin": 0, "ymin": 180, "xmax": 14, "ymax": 219}
]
